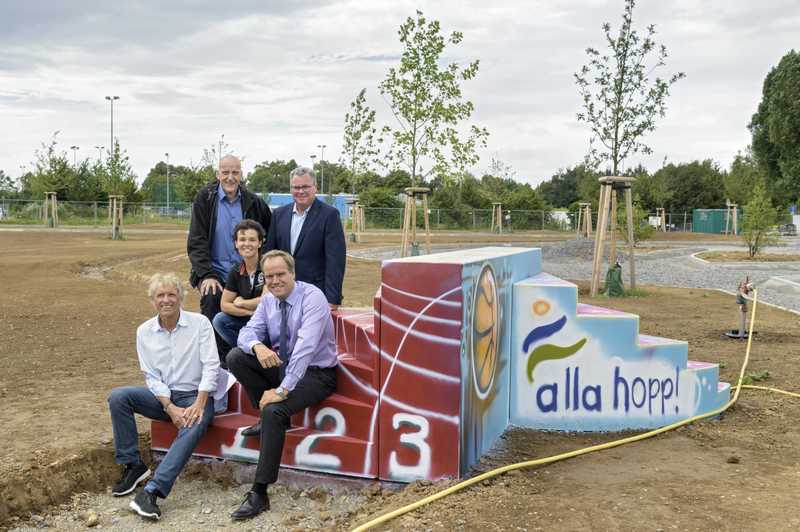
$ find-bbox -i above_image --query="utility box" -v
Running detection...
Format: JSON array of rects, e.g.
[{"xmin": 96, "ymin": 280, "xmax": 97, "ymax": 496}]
[{"xmin": 693, "ymin": 208, "xmax": 741, "ymax": 234}]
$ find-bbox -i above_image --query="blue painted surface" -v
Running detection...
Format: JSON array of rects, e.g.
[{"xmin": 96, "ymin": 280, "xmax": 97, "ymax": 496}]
[
  {"xmin": 510, "ymin": 273, "xmax": 729, "ymax": 431},
  {"xmin": 458, "ymin": 248, "xmax": 541, "ymax": 475}
]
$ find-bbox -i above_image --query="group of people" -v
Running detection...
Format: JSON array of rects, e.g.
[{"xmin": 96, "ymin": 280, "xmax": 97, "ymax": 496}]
[{"xmin": 107, "ymin": 155, "xmax": 346, "ymax": 521}]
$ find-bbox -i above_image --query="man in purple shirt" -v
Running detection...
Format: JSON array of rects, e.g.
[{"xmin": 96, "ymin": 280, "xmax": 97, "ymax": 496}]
[{"xmin": 226, "ymin": 249, "xmax": 338, "ymax": 520}]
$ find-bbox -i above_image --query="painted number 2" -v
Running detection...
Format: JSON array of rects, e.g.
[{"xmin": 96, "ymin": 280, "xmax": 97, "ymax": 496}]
[
  {"xmin": 389, "ymin": 413, "xmax": 431, "ymax": 480},
  {"xmin": 294, "ymin": 407, "xmax": 345, "ymax": 469}
]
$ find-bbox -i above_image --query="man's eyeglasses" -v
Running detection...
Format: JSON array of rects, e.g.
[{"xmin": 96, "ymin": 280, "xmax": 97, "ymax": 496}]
[{"xmin": 291, "ymin": 185, "xmax": 313, "ymax": 191}]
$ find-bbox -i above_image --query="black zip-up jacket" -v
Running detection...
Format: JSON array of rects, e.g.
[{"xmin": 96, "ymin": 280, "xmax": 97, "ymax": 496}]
[{"xmin": 187, "ymin": 182, "xmax": 272, "ymax": 287}]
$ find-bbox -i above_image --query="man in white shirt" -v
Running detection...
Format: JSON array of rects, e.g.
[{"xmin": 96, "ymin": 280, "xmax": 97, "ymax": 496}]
[{"xmin": 107, "ymin": 273, "xmax": 220, "ymax": 521}]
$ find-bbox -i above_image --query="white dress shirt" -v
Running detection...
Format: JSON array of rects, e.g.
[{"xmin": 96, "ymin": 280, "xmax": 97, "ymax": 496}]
[
  {"xmin": 136, "ymin": 309, "xmax": 221, "ymax": 400},
  {"xmin": 290, "ymin": 202, "xmax": 311, "ymax": 254}
]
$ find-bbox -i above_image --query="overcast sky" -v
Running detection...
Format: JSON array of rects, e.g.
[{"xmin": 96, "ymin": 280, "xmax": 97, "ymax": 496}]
[{"xmin": 1, "ymin": 0, "xmax": 797, "ymax": 187}]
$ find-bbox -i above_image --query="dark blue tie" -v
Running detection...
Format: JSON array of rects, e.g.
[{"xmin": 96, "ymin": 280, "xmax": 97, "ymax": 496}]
[{"xmin": 279, "ymin": 300, "xmax": 290, "ymax": 378}]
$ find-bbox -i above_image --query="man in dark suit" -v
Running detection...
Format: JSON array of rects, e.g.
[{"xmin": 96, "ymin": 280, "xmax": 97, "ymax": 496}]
[{"xmin": 265, "ymin": 167, "xmax": 345, "ymax": 307}]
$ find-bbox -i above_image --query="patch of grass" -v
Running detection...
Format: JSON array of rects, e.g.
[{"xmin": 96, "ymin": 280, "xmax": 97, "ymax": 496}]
[
  {"xmin": 623, "ymin": 288, "xmax": 650, "ymax": 297},
  {"xmin": 697, "ymin": 251, "xmax": 799, "ymax": 262},
  {"xmin": 741, "ymin": 369, "xmax": 771, "ymax": 386}
]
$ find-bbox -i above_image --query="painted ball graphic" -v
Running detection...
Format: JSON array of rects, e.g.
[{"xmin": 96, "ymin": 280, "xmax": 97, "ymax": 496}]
[{"xmin": 471, "ymin": 264, "xmax": 499, "ymax": 400}]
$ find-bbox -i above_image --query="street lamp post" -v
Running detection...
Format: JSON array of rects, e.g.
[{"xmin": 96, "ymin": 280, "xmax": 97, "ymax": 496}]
[
  {"xmin": 309, "ymin": 154, "xmax": 318, "ymax": 189},
  {"xmin": 104, "ymin": 96, "xmax": 120, "ymax": 153},
  {"xmin": 165, "ymin": 152, "xmax": 170, "ymax": 209},
  {"xmin": 218, "ymin": 134, "xmax": 225, "ymax": 166},
  {"xmin": 317, "ymin": 144, "xmax": 327, "ymax": 195},
  {"xmin": 95, "ymin": 145, "xmax": 104, "ymax": 162},
  {"xmin": 70, "ymin": 145, "xmax": 80, "ymax": 167}
]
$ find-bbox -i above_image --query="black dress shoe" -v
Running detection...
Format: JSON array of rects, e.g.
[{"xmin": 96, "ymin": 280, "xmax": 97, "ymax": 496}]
[
  {"xmin": 231, "ymin": 491, "xmax": 269, "ymax": 520},
  {"xmin": 242, "ymin": 422, "xmax": 261, "ymax": 437}
]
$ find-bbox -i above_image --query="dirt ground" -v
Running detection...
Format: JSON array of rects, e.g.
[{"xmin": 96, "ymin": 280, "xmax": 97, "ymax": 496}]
[{"xmin": 1, "ymin": 228, "xmax": 799, "ymax": 531}]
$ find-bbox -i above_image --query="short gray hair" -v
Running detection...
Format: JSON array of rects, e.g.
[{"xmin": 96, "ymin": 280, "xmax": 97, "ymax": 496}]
[
  {"xmin": 148, "ymin": 273, "xmax": 185, "ymax": 300},
  {"xmin": 289, "ymin": 166, "xmax": 316, "ymax": 184}
]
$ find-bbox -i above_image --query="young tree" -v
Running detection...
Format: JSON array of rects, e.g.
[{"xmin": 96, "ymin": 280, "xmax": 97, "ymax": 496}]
[
  {"xmin": 749, "ymin": 50, "xmax": 800, "ymax": 205},
  {"xmin": 103, "ymin": 141, "xmax": 139, "ymax": 199},
  {"xmin": 379, "ymin": 10, "xmax": 489, "ymax": 185},
  {"xmin": 575, "ymin": 0, "xmax": 685, "ymax": 174},
  {"xmin": 29, "ymin": 132, "xmax": 72, "ymax": 199},
  {"xmin": 341, "ymin": 88, "xmax": 380, "ymax": 194},
  {"xmin": 741, "ymin": 184, "xmax": 778, "ymax": 258}
]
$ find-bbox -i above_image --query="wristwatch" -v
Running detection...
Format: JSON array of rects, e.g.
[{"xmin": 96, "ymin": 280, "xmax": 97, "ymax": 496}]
[{"xmin": 275, "ymin": 387, "xmax": 288, "ymax": 399}]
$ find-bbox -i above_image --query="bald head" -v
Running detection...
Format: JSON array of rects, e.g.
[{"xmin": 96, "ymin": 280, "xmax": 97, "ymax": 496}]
[{"xmin": 217, "ymin": 155, "xmax": 242, "ymax": 200}]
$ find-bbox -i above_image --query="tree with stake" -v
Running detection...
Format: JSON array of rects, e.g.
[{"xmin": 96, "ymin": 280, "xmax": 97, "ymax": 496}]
[
  {"xmin": 379, "ymin": 10, "xmax": 488, "ymax": 185},
  {"xmin": 575, "ymin": 0, "xmax": 685, "ymax": 175}
]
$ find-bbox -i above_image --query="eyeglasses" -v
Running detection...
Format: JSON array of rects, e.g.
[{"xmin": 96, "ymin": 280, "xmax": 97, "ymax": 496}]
[{"xmin": 291, "ymin": 185, "xmax": 313, "ymax": 191}]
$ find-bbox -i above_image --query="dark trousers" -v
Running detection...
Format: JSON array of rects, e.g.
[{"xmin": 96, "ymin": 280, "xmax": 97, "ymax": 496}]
[
  {"xmin": 226, "ymin": 348, "xmax": 337, "ymax": 484},
  {"xmin": 200, "ymin": 282, "xmax": 230, "ymax": 367}
]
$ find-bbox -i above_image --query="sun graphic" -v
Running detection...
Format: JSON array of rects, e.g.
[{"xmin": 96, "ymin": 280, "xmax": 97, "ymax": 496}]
[
  {"xmin": 532, "ymin": 299, "xmax": 550, "ymax": 316},
  {"xmin": 471, "ymin": 264, "xmax": 499, "ymax": 400}
]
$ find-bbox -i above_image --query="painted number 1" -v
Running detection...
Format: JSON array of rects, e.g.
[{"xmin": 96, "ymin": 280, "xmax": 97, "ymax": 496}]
[{"xmin": 389, "ymin": 413, "xmax": 431, "ymax": 480}]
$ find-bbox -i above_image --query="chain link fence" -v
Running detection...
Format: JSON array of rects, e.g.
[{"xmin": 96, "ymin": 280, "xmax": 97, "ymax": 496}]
[
  {"xmin": 362, "ymin": 208, "xmax": 567, "ymax": 232},
  {"xmin": 0, "ymin": 199, "xmax": 793, "ymax": 236},
  {"xmin": 0, "ymin": 199, "xmax": 192, "ymax": 227}
]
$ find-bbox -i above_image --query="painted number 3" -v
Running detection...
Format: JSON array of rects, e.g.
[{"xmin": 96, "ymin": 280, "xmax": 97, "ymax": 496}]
[{"xmin": 389, "ymin": 413, "xmax": 431, "ymax": 480}]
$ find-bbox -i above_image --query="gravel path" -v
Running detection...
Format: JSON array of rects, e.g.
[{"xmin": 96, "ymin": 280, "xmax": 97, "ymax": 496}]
[{"xmin": 350, "ymin": 237, "xmax": 800, "ymax": 313}]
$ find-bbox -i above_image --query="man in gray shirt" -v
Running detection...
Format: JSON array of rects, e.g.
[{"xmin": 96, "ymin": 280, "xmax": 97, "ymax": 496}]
[{"xmin": 107, "ymin": 273, "xmax": 222, "ymax": 521}]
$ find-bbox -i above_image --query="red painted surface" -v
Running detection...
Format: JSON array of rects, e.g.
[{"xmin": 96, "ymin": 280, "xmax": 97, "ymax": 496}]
[
  {"xmin": 152, "ymin": 262, "xmax": 465, "ymax": 481},
  {"xmin": 152, "ymin": 307, "xmax": 381, "ymax": 478},
  {"xmin": 377, "ymin": 263, "xmax": 463, "ymax": 481}
]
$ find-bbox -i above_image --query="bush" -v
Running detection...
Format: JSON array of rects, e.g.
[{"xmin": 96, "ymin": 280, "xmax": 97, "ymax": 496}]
[{"xmin": 741, "ymin": 184, "xmax": 778, "ymax": 258}]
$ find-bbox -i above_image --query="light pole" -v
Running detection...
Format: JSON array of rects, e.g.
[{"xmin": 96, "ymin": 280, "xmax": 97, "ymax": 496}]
[
  {"xmin": 309, "ymin": 154, "xmax": 317, "ymax": 182},
  {"xmin": 95, "ymin": 145, "xmax": 104, "ymax": 162},
  {"xmin": 317, "ymin": 144, "xmax": 327, "ymax": 195},
  {"xmin": 165, "ymin": 152, "xmax": 171, "ymax": 209},
  {"xmin": 104, "ymin": 96, "xmax": 120, "ymax": 153},
  {"xmin": 218, "ymin": 134, "xmax": 225, "ymax": 166},
  {"xmin": 70, "ymin": 145, "xmax": 80, "ymax": 167}
]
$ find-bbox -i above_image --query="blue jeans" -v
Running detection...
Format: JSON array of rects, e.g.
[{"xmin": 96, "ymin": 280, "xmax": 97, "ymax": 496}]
[
  {"xmin": 212, "ymin": 312, "xmax": 250, "ymax": 355},
  {"xmin": 107, "ymin": 386, "xmax": 214, "ymax": 498}
]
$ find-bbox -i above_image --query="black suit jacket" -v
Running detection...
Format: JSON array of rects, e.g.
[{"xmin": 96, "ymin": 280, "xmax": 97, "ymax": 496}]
[{"xmin": 266, "ymin": 198, "xmax": 346, "ymax": 305}]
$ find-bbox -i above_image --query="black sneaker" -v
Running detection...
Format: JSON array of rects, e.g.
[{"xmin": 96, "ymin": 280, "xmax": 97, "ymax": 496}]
[
  {"xmin": 130, "ymin": 490, "xmax": 161, "ymax": 520},
  {"xmin": 111, "ymin": 462, "xmax": 150, "ymax": 496}
]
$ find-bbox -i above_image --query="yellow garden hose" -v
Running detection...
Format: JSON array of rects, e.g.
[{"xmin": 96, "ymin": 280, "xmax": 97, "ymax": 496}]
[{"xmin": 353, "ymin": 290, "xmax": 788, "ymax": 531}]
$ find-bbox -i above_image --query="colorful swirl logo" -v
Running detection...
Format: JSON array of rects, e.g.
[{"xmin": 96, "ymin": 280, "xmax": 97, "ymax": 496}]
[
  {"xmin": 523, "ymin": 311, "xmax": 586, "ymax": 384},
  {"xmin": 471, "ymin": 264, "xmax": 499, "ymax": 400}
]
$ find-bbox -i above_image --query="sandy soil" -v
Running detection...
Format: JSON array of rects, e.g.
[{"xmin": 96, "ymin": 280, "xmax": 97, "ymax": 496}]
[{"xmin": 2, "ymin": 228, "xmax": 799, "ymax": 531}]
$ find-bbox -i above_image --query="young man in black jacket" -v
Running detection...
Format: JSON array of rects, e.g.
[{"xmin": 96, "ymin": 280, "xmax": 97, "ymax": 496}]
[{"xmin": 187, "ymin": 155, "xmax": 271, "ymax": 365}]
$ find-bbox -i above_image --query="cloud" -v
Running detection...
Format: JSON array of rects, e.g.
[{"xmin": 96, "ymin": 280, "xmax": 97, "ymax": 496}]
[{"xmin": 0, "ymin": 0, "xmax": 797, "ymax": 186}]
